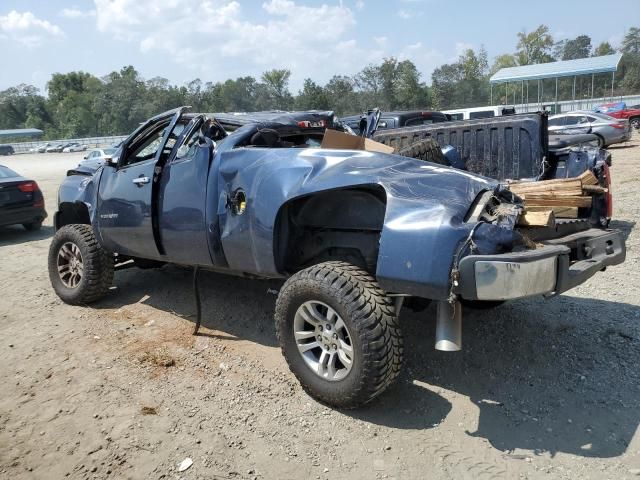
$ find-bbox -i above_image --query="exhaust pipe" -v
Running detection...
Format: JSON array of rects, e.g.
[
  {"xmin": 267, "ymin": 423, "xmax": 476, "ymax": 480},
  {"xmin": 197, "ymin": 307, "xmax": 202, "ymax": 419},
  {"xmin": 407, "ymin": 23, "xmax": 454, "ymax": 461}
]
[{"xmin": 435, "ymin": 300, "xmax": 462, "ymax": 351}]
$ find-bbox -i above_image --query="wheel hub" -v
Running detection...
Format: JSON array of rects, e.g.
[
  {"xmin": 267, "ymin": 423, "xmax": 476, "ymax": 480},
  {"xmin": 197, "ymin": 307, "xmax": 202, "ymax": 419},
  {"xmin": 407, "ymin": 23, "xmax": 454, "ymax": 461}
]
[
  {"xmin": 57, "ymin": 241, "xmax": 84, "ymax": 289},
  {"xmin": 293, "ymin": 300, "xmax": 354, "ymax": 381}
]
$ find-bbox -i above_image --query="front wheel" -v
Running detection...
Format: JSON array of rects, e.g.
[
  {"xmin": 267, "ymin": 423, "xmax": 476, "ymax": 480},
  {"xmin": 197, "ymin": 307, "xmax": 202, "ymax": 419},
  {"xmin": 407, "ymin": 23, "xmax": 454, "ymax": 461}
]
[
  {"xmin": 275, "ymin": 261, "xmax": 403, "ymax": 408},
  {"xmin": 48, "ymin": 224, "xmax": 114, "ymax": 305}
]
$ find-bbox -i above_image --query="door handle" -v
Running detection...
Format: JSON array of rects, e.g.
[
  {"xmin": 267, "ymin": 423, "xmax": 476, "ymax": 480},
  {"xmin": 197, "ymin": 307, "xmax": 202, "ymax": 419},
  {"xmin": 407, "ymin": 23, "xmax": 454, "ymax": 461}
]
[{"xmin": 132, "ymin": 176, "xmax": 150, "ymax": 186}]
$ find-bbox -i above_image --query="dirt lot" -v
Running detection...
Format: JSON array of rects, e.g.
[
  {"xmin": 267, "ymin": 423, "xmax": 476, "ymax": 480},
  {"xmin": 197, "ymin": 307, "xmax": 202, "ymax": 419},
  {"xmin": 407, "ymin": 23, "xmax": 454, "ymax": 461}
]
[{"xmin": 1, "ymin": 139, "xmax": 639, "ymax": 480}]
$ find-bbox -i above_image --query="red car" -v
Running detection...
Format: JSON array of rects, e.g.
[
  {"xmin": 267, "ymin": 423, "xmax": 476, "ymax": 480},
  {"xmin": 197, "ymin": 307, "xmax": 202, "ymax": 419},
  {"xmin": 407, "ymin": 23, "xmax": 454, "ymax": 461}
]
[{"xmin": 595, "ymin": 102, "xmax": 640, "ymax": 130}]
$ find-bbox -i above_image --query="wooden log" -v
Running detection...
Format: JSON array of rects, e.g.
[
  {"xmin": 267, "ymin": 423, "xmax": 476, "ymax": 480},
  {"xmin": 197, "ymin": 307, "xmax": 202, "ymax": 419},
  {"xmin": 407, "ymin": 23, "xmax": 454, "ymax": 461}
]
[
  {"xmin": 518, "ymin": 210, "xmax": 555, "ymax": 227},
  {"xmin": 521, "ymin": 194, "xmax": 592, "ymax": 208},
  {"xmin": 527, "ymin": 206, "xmax": 578, "ymax": 218},
  {"xmin": 578, "ymin": 169, "xmax": 599, "ymax": 186},
  {"xmin": 508, "ymin": 177, "xmax": 579, "ymax": 186},
  {"xmin": 508, "ymin": 179, "xmax": 582, "ymax": 196},
  {"xmin": 581, "ymin": 184, "xmax": 608, "ymax": 194}
]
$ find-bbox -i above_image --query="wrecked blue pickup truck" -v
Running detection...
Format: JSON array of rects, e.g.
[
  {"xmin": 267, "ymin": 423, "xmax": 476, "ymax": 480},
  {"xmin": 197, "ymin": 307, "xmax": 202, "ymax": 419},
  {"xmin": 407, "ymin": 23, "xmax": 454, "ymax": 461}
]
[{"xmin": 48, "ymin": 107, "xmax": 625, "ymax": 408}]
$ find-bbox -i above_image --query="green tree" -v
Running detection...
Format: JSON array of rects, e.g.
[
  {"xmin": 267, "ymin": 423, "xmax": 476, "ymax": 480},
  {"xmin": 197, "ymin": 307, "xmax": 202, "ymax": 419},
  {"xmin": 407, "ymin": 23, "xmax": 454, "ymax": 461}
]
[
  {"xmin": 394, "ymin": 60, "xmax": 428, "ymax": 109},
  {"xmin": 295, "ymin": 79, "xmax": 330, "ymax": 110},
  {"xmin": 215, "ymin": 76, "xmax": 259, "ymax": 112},
  {"xmin": 260, "ymin": 69, "xmax": 293, "ymax": 109},
  {"xmin": 593, "ymin": 41, "xmax": 616, "ymax": 56},
  {"xmin": 0, "ymin": 84, "xmax": 50, "ymax": 131},
  {"xmin": 490, "ymin": 53, "xmax": 518, "ymax": 75},
  {"xmin": 431, "ymin": 63, "xmax": 463, "ymax": 109},
  {"xmin": 47, "ymin": 71, "xmax": 103, "ymax": 136},
  {"xmin": 94, "ymin": 66, "xmax": 146, "ymax": 135},
  {"xmin": 516, "ymin": 25, "xmax": 554, "ymax": 65},
  {"xmin": 324, "ymin": 75, "xmax": 359, "ymax": 115},
  {"xmin": 561, "ymin": 35, "xmax": 592, "ymax": 60},
  {"xmin": 356, "ymin": 64, "xmax": 383, "ymax": 109},
  {"xmin": 621, "ymin": 27, "xmax": 640, "ymax": 56}
]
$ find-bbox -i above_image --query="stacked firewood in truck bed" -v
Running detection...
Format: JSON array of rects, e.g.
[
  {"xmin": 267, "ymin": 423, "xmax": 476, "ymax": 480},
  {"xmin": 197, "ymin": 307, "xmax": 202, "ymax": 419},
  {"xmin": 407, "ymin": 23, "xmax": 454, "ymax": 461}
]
[{"xmin": 508, "ymin": 170, "xmax": 607, "ymax": 227}]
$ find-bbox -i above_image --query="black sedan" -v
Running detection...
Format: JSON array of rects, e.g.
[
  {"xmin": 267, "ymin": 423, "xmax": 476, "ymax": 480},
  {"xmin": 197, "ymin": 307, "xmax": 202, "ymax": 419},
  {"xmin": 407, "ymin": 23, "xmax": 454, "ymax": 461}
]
[{"xmin": 0, "ymin": 165, "xmax": 47, "ymax": 230}]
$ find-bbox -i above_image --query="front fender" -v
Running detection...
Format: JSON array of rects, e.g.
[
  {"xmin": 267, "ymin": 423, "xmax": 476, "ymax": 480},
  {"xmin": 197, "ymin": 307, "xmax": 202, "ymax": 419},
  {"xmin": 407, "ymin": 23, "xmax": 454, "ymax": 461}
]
[{"xmin": 55, "ymin": 169, "xmax": 103, "ymax": 240}]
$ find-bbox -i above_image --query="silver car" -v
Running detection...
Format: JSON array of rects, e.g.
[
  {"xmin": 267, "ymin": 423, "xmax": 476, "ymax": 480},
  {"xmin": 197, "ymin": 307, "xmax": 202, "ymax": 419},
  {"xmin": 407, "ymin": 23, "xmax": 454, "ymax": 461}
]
[{"xmin": 548, "ymin": 111, "xmax": 632, "ymax": 147}]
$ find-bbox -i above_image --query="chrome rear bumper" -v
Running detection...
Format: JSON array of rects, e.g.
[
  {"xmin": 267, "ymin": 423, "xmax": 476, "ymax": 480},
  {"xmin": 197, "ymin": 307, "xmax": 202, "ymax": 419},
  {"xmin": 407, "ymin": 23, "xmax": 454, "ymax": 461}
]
[{"xmin": 456, "ymin": 229, "xmax": 625, "ymax": 301}]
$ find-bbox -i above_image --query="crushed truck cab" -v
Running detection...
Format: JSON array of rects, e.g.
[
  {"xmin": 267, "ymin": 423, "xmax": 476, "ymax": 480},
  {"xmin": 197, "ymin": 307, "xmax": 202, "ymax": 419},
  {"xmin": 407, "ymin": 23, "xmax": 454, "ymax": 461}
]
[{"xmin": 48, "ymin": 107, "xmax": 626, "ymax": 408}]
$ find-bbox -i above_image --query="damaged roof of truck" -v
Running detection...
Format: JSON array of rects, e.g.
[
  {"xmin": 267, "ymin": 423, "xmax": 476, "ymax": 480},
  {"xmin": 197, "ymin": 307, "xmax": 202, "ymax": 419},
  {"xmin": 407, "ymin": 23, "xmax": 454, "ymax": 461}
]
[{"xmin": 212, "ymin": 110, "xmax": 340, "ymax": 131}]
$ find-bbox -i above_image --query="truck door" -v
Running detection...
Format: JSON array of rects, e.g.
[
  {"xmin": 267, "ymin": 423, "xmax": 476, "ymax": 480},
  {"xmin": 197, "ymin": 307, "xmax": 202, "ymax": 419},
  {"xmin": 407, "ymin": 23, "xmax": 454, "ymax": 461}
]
[
  {"xmin": 97, "ymin": 109, "xmax": 184, "ymax": 258},
  {"xmin": 157, "ymin": 116, "xmax": 218, "ymax": 266}
]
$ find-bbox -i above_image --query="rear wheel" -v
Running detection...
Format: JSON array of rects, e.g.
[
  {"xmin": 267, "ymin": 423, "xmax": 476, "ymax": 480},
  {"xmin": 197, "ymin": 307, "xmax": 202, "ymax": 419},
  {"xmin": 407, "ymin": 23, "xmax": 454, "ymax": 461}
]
[
  {"xmin": 48, "ymin": 224, "xmax": 113, "ymax": 305},
  {"xmin": 595, "ymin": 134, "xmax": 605, "ymax": 148},
  {"xmin": 275, "ymin": 261, "xmax": 403, "ymax": 408},
  {"xmin": 630, "ymin": 117, "xmax": 640, "ymax": 130}
]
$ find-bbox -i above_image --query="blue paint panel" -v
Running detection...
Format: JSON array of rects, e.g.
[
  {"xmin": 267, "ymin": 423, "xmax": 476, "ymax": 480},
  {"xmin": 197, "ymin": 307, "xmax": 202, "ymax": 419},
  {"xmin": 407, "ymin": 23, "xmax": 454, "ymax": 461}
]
[
  {"xmin": 158, "ymin": 144, "xmax": 213, "ymax": 265},
  {"xmin": 214, "ymin": 135, "xmax": 496, "ymax": 299},
  {"xmin": 96, "ymin": 159, "xmax": 159, "ymax": 258}
]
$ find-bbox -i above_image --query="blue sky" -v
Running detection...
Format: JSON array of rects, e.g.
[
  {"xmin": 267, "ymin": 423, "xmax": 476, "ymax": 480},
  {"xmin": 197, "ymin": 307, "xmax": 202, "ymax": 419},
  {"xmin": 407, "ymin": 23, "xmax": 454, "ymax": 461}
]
[{"xmin": 1, "ymin": 0, "xmax": 638, "ymax": 93}]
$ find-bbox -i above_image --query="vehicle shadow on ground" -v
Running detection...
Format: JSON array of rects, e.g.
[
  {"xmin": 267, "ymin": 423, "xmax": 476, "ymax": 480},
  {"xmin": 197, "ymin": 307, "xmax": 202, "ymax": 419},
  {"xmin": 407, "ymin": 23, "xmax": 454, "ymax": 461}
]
[
  {"xmin": 609, "ymin": 144, "xmax": 638, "ymax": 150},
  {"xmin": 351, "ymin": 295, "xmax": 640, "ymax": 459},
  {"xmin": 94, "ymin": 264, "xmax": 640, "ymax": 458},
  {"xmin": 0, "ymin": 225, "xmax": 53, "ymax": 247},
  {"xmin": 97, "ymin": 265, "xmax": 283, "ymax": 347}
]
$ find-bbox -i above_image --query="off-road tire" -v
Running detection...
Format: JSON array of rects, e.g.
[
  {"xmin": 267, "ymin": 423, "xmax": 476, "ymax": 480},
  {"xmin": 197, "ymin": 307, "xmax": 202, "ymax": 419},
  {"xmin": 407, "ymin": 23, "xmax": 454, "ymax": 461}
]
[
  {"xmin": 275, "ymin": 261, "xmax": 403, "ymax": 408},
  {"xmin": 396, "ymin": 138, "xmax": 447, "ymax": 165},
  {"xmin": 48, "ymin": 224, "xmax": 114, "ymax": 305}
]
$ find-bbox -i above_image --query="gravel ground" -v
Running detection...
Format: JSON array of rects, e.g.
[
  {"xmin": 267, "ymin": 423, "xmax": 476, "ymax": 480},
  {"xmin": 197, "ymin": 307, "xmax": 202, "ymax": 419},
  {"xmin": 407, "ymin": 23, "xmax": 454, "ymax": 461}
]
[{"xmin": 0, "ymin": 138, "xmax": 639, "ymax": 480}]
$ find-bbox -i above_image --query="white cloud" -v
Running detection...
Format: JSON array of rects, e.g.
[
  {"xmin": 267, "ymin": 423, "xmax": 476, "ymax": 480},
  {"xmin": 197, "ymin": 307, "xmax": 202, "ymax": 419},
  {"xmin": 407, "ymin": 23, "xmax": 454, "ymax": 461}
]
[
  {"xmin": 397, "ymin": 8, "xmax": 423, "ymax": 20},
  {"xmin": 91, "ymin": 0, "xmax": 446, "ymax": 88},
  {"xmin": 355, "ymin": 0, "xmax": 365, "ymax": 10},
  {"xmin": 93, "ymin": 0, "xmax": 360, "ymax": 85},
  {"xmin": 0, "ymin": 10, "xmax": 64, "ymax": 47},
  {"xmin": 399, "ymin": 42, "xmax": 445, "ymax": 82},
  {"xmin": 374, "ymin": 36, "xmax": 388, "ymax": 47},
  {"xmin": 60, "ymin": 8, "xmax": 97, "ymax": 19}
]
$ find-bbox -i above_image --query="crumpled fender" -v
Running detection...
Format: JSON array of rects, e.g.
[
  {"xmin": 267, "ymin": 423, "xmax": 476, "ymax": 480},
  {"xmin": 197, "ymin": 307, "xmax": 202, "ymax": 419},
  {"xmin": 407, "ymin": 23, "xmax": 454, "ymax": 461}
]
[
  {"xmin": 216, "ymin": 145, "xmax": 498, "ymax": 300},
  {"xmin": 55, "ymin": 168, "xmax": 103, "ymax": 237}
]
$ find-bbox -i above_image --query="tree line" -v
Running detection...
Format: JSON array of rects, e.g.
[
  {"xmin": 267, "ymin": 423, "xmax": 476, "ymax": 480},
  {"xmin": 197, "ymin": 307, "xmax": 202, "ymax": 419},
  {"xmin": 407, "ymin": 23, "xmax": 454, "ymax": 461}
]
[{"xmin": 1, "ymin": 25, "xmax": 639, "ymax": 140}]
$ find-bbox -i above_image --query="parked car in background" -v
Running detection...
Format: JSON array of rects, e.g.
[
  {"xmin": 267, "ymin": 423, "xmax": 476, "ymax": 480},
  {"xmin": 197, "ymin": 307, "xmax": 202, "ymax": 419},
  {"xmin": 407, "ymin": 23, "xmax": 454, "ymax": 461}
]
[
  {"xmin": 0, "ymin": 164, "xmax": 47, "ymax": 230},
  {"xmin": 73, "ymin": 148, "xmax": 118, "ymax": 173},
  {"xmin": 595, "ymin": 102, "xmax": 640, "ymax": 130},
  {"xmin": 442, "ymin": 105, "xmax": 516, "ymax": 121},
  {"xmin": 45, "ymin": 143, "xmax": 65, "ymax": 153},
  {"xmin": 340, "ymin": 110, "xmax": 449, "ymax": 134},
  {"xmin": 0, "ymin": 145, "xmax": 15, "ymax": 156},
  {"xmin": 30, "ymin": 143, "xmax": 51, "ymax": 153},
  {"xmin": 62, "ymin": 143, "xmax": 88, "ymax": 153},
  {"xmin": 548, "ymin": 111, "xmax": 631, "ymax": 147}
]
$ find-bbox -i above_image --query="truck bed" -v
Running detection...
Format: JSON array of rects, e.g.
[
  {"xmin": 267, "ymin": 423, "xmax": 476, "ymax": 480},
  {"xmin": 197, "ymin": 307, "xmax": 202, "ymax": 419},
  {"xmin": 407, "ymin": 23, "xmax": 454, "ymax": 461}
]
[{"xmin": 373, "ymin": 113, "xmax": 549, "ymax": 181}]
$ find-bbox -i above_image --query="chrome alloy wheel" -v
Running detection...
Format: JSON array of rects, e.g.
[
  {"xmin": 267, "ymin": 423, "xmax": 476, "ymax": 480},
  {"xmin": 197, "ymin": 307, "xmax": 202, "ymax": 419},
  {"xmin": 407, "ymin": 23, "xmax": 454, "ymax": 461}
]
[
  {"xmin": 293, "ymin": 300, "xmax": 354, "ymax": 381},
  {"xmin": 57, "ymin": 241, "xmax": 84, "ymax": 289}
]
